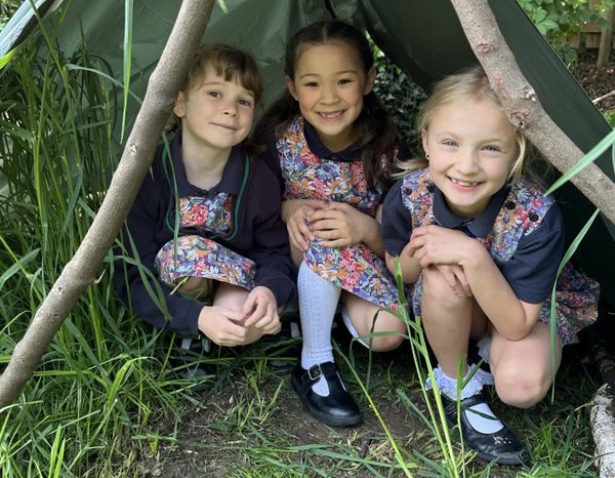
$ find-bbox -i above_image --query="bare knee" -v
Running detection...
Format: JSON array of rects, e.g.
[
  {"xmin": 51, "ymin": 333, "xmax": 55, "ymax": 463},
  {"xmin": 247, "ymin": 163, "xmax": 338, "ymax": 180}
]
[
  {"xmin": 422, "ymin": 269, "xmax": 467, "ymax": 315},
  {"xmin": 368, "ymin": 333, "xmax": 404, "ymax": 352},
  {"xmin": 177, "ymin": 277, "xmax": 214, "ymax": 300},
  {"xmin": 352, "ymin": 310, "xmax": 405, "ymax": 352},
  {"xmin": 494, "ymin": 364, "xmax": 550, "ymax": 408}
]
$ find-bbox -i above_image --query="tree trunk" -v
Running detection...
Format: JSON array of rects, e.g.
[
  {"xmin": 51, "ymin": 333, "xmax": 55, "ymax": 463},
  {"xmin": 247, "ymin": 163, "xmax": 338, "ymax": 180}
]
[
  {"xmin": 450, "ymin": 0, "xmax": 615, "ymax": 226},
  {"xmin": 0, "ymin": 0, "xmax": 215, "ymax": 409},
  {"xmin": 450, "ymin": 2, "xmax": 615, "ymax": 476}
]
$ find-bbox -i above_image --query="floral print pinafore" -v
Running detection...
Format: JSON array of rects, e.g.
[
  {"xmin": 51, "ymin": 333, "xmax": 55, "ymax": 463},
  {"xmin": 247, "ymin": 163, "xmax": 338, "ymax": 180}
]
[
  {"xmin": 155, "ymin": 155, "xmax": 255, "ymax": 292},
  {"xmin": 277, "ymin": 117, "xmax": 402, "ymax": 312},
  {"xmin": 402, "ymin": 170, "xmax": 599, "ymax": 345}
]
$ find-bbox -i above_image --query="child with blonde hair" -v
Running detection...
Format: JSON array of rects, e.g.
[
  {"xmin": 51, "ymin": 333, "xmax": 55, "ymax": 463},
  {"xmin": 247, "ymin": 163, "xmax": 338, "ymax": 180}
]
[{"xmin": 381, "ymin": 65, "xmax": 599, "ymax": 464}]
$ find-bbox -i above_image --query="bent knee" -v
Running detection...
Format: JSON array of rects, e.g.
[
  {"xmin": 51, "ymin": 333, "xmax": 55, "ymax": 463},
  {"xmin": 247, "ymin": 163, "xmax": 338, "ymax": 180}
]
[
  {"xmin": 368, "ymin": 333, "xmax": 404, "ymax": 352},
  {"xmin": 494, "ymin": 366, "xmax": 551, "ymax": 408},
  {"xmin": 422, "ymin": 269, "xmax": 467, "ymax": 312}
]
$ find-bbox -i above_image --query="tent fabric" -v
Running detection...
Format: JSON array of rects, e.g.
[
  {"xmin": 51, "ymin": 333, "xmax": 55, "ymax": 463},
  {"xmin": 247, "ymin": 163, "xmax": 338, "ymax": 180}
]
[{"xmin": 0, "ymin": 0, "xmax": 614, "ymax": 305}]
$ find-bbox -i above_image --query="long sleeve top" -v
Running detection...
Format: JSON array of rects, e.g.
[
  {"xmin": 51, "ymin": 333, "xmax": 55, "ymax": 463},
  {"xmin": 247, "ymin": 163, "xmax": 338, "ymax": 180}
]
[{"xmin": 113, "ymin": 132, "xmax": 297, "ymax": 336}]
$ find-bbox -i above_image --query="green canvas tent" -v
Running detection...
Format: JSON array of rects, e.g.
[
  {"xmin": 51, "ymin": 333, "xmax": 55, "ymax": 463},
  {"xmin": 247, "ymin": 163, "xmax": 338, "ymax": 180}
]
[{"xmin": 1, "ymin": 0, "xmax": 614, "ymax": 309}]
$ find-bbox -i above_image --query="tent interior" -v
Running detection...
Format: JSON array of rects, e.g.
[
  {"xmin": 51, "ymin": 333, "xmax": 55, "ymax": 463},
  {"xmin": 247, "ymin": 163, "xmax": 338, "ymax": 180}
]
[{"xmin": 1, "ymin": 0, "xmax": 614, "ymax": 314}]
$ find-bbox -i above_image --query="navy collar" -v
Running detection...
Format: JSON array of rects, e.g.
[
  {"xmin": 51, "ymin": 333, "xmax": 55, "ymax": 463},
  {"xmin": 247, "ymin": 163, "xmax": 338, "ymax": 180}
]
[
  {"xmin": 169, "ymin": 130, "xmax": 245, "ymax": 197},
  {"xmin": 433, "ymin": 184, "xmax": 510, "ymax": 238},
  {"xmin": 303, "ymin": 119, "xmax": 361, "ymax": 162}
]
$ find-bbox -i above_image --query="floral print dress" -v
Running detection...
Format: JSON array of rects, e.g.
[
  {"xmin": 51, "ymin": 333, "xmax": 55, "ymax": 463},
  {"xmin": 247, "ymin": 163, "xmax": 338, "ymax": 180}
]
[
  {"xmin": 155, "ymin": 191, "xmax": 255, "ymax": 292},
  {"xmin": 277, "ymin": 117, "xmax": 402, "ymax": 312},
  {"xmin": 401, "ymin": 169, "xmax": 599, "ymax": 345}
]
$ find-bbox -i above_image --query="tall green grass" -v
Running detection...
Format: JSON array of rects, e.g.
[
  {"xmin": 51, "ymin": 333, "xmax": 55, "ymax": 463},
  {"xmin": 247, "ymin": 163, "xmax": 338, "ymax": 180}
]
[
  {"xmin": 0, "ymin": 5, "xmax": 605, "ymax": 478},
  {"xmin": 0, "ymin": 28, "xmax": 197, "ymax": 478}
]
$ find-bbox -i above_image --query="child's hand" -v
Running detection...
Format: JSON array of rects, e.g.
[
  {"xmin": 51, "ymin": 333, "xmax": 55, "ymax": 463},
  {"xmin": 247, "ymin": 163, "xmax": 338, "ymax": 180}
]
[
  {"xmin": 429, "ymin": 264, "xmax": 472, "ymax": 297},
  {"xmin": 283, "ymin": 199, "xmax": 327, "ymax": 252},
  {"xmin": 241, "ymin": 286, "xmax": 281, "ymax": 335},
  {"xmin": 308, "ymin": 202, "xmax": 370, "ymax": 247},
  {"xmin": 407, "ymin": 225, "xmax": 475, "ymax": 268},
  {"xmin": 197, "ymin": 305, "xmax": 252, "ymax": 347}
]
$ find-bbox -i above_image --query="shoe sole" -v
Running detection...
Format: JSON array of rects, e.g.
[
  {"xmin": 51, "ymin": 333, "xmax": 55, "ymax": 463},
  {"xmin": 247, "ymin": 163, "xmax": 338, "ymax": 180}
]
[{"xmin": 291, "ymin": 375, "xmax": 362, "ymax": 427}]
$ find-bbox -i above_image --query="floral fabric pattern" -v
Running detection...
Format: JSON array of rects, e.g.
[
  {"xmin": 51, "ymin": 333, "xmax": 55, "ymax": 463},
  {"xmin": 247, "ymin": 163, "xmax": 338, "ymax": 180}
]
[
  {"xmin": 401, "ymin": 170, "xmax": 599, "ymax": 345},
  {"xmin": 277, "ymin": 117, "xmax": 403, "ymax": 312},
  {"xmin": 177, "ymin": 193, "xmax": 233, "ymax": 236},
  {"xmin": 156, "ymin": 192, "xmax": 254, "ymax": 292}
]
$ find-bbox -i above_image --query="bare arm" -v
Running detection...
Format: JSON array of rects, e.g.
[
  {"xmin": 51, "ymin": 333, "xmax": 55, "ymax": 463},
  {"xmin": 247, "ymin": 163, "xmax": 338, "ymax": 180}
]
[{"xmin": 409, "ymin": 225, "xmax": 541, "ymax": 339}]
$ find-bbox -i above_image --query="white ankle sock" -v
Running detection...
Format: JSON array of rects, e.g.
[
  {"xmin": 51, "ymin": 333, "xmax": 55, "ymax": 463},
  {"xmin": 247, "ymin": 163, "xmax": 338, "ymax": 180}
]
[
  {"xmin": 464, "ymin": 401, "xmax": 503, "ymax": 434},
  {"xmin": 298, "ymin": 263, "xmax": 341, "ymax": 396},
  {"xmin": 340, "ymin": 305, "xmax": 369, "ymax": 348},
  {"xmin": 476, "ymin": 335, "xmax": 492, "ymax": 363},
  {"xmin": 430, "ymin": 365, "xmax": 504, "ymax": 434}
]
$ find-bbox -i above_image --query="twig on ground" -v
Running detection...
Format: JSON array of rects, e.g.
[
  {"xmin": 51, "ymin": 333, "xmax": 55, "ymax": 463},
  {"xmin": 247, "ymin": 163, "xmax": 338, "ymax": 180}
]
[{"xmin": 593, "ymin": 90, "xmax": 615, "ymax": 105}]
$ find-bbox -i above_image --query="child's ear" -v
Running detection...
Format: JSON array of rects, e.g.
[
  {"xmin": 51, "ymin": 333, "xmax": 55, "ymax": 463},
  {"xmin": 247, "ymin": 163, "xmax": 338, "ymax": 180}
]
[
  {"xmin": 364, "ymin": 66, "xmax": 377, "ymax": 95},
  {"xmin": 285, "ymin": 75, "xmax": 298, "ymax": 100},
  {"xmin": 173, "ymin": 91, "xmax": 187, "ymax": 117}
]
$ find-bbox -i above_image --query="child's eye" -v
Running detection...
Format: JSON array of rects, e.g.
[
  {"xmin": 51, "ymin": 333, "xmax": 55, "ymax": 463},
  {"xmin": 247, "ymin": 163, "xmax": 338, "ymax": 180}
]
[
  {"xmin": 442, "ymin": 140, "xmax": 457, "ymax": 148},
  {"xmin": 238, "ymin": 98, "xmax": 253, "ymax": 108},
  {"xmin": 304, "ymin": 81, "xmax": 319, "ymax": 88},
  {"xmin": 483, "ymin": 145, "xmax": 501, "ymax": 152},
  {"xmin": 338, "ymin": 78, "xmax": 353, "ymax": 85},
  {"xmin": 208, "ymin": 91, "xmax": 222, "ymax": 98}
]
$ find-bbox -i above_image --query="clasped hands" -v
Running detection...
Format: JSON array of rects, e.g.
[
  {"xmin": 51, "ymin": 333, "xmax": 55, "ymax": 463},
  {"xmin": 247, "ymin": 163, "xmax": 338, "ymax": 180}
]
[
  {"xmin": 405, "ymin": 223, "xmax": 478, "ymax": 298},
  {"xmin": 284, "ymin": 199, "xmax": 371, "ymax": 252},
  {"xmin": 197, "ymin": 286, "xmax": 280, "ymax": 347}
]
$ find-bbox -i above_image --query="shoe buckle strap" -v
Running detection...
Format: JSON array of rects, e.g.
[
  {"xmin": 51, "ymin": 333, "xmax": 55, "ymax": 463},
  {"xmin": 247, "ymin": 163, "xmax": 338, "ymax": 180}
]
[{"xmin": 307, "ymin": 364, "xmax": 323, "ymax": 381}]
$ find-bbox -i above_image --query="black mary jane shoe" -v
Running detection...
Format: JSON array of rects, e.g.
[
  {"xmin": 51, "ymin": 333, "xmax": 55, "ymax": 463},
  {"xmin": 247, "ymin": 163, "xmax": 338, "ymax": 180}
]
[
  {"xmin": 442, "ymin": 391, "xmax": 530, "ymax": 466},
  {"xmin": 260, "ymin": 319, "xmax": 301, "ymax": 375},
  {"xmin": 170, "ymin": 336, "xmax": 214, "ymax": 392},
  {"xmin": 291, "ymin": 361, "xmax": 362, "ymax": 427}
]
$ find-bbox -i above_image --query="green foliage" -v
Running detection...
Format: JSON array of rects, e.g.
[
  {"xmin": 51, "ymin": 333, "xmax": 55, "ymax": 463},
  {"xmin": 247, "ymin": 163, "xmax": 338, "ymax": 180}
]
[
  {"xmin": 373, "ymin": 47, "xmax": 426, "ymax": 154},
  {"xmin": 0, "ymin": 24, "xmax": 202, "ymax": 478},
  {"xmin": 603, "ymin": 109, "xmax": 615, "ymax": 125},
  {"xmin": 517, "ymin": 0, "xmax": 615, "ymax": 63},
  {"xmin": 0, "ymin": 0, "xmax": 21, "ymax": 29}
]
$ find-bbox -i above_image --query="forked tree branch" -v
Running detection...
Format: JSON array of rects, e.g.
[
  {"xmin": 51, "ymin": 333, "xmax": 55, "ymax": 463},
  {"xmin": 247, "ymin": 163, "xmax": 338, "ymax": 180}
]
[{"xmin": 0, "ymin": 0, "xmax": 216, "ymax": 409}]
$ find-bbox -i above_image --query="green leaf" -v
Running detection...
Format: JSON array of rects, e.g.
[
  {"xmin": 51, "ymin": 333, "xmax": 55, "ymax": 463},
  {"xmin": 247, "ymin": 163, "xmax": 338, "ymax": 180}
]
[
  {"xmin": 121, "ymin": 0, "xmax": 134, "ymax": 142},
  {"xmin": 546, "ymin": 127, "xmax": 615, "ymax": 195}
]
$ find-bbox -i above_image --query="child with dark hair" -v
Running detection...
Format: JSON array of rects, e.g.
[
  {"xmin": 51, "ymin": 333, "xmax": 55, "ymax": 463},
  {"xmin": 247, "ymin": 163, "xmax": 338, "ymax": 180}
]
[
  {"xmin": 114, "ymin": 44, "xmax": 296, "ymax": 356},
  {"xmin": 254, "ymin": 20, "xmax": 409, "ymax": 427}
]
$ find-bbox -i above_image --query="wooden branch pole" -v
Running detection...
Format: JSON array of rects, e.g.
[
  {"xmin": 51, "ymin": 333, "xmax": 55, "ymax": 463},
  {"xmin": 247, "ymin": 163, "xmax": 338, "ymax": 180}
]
[
  {"xmin": 597, "ymin": 6, "xmax": 615, "ymax": 68},
  {"xmin": 587, "ymin": 310, "xmax": 615, "ymax": 475},
  {"xmin": 450, "ymin": 0, "xmax": 615, "ymax": 226},
  {"xmin": 0, "ymin": 0, "xmax": 216, "ymax": 409},
  {"xmin": 590, "ymin": 384, "xmax": 615, "ymax": 476},
  {"xmin": 449, "ymin": 1, "xmax": 615, "ymax": 475}
]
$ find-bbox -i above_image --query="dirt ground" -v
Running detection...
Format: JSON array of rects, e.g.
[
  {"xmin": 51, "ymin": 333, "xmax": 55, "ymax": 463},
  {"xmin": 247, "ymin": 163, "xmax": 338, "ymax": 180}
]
[
  {"xmin": 133, "ymin": 324, "xmax": 599, "ymax": 477},
  {"xmin": 570, "ymin": 48, "xmax": 615, "ymax": 112}
]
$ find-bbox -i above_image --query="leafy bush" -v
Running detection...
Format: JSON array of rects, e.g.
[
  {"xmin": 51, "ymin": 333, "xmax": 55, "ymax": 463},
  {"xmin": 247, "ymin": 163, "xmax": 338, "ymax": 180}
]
[
  {"xmin": 0, "ymin": 0, "xmax": 21, "ymax": 29},
  {"xmin": 373, "ymin": 49, "xmax": 427, "ymax": 155},
  {"xmin": 517, "ymin": 0, "xmax": 615, "ymax": 63}
]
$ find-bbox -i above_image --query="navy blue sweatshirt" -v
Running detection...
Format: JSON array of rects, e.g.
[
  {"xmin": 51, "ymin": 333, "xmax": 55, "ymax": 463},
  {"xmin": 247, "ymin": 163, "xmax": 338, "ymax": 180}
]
[{"xmin": 113, "ymin": 132, "xmax": 297, "ymax": 336}]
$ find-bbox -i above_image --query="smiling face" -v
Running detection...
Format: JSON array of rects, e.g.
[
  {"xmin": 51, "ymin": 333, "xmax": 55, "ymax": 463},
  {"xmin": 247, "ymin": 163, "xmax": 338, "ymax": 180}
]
[
  {"xmin": 174, "ymin": 65, "xmax": 255, "ymax": 157},
  {"xmin": 422, "ymin": 97, "xmax": 518, "ymax": 218},
  {"xmin": 285, "ymin": 41, "xmax": 375, "ymax": 152}
]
